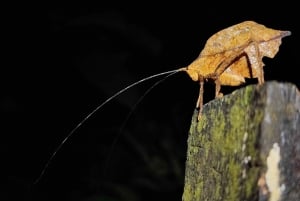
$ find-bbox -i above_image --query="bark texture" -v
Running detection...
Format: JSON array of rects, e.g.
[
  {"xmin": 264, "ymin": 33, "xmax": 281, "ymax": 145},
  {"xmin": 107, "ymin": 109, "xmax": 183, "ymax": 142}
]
[{"xmin": 182, "ymin": 81, "xmax": 300, "ymax": 201}]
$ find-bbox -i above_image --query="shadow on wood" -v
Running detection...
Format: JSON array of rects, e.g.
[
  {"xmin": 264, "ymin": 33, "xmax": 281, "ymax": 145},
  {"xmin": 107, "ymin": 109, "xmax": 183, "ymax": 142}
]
[{"xmin": 182, "ymin": 81, "xmax": 300, "ymax": 201}]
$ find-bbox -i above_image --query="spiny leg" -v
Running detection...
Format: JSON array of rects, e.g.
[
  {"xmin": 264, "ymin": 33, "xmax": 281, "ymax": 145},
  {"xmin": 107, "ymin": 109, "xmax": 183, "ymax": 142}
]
[
  {"xmin": 243, "ymin": 42, "xmax": 265, "ymax": 85},
  {"xmin": 254, "ymin": 42, "xmax": 264, "ymax": 84},
  {"xmin": 196, "ymin": 80, "xmax": 204, "ymax": 121}
]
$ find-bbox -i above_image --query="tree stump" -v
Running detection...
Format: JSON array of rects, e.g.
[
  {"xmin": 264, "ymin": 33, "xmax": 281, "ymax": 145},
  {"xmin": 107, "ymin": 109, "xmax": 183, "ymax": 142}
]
[{"xmin": 182, "ymin": 81, "xmax": 300, "ymax": 201}]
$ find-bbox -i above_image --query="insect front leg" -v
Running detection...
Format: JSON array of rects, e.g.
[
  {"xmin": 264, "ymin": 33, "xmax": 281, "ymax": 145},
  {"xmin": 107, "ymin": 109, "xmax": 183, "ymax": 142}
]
[{"xmin": 196, "ymin": 79, "xmax": 204, "ymax": 120}]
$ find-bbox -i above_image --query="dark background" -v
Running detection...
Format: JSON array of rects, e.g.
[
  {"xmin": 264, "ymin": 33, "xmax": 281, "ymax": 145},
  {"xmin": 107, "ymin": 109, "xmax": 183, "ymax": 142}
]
[{"xmin": 2, "ymin": 3, "xmax": 299, "ymax": 201}]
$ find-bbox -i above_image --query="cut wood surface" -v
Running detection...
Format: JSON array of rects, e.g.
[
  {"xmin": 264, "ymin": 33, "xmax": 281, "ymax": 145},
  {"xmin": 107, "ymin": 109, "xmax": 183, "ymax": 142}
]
[{"xmin": 182, "ymin": 81, "xmax": 299, "ymax": 201}]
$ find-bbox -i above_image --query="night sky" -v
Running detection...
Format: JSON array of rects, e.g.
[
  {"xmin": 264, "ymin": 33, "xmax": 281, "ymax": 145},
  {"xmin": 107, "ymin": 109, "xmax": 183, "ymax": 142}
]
[{"xmin": 2, "ymin": 3, "xmax": 299, "ymax": 201}]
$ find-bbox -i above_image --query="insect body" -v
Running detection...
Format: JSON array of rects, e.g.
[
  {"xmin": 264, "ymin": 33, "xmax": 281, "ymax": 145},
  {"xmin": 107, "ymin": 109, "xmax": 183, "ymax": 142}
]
[
  {"xmin": 35, "ymin": 21, "xmax": 290, "ymax": 184},
  {"xmin": 181, "ymin": 21, "xmax": 291, "ymax": 119}
]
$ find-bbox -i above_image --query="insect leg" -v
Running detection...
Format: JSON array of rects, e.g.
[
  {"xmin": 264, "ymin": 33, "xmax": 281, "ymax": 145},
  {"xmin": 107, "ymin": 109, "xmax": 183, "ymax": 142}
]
[
  {"xmin": 196, "ymin": 80, "xmax": 204, "ymax": 120},
  {"xmin": 254, "ymin": 42, "xmax": 264, "ymax": 84}
]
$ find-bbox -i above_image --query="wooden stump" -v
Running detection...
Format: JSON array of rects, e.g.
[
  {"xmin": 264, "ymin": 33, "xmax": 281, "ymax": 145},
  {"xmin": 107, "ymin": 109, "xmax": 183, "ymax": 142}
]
[{"xmin": 182, "ymin": 81, "xmax": 300, "ymax": 201}]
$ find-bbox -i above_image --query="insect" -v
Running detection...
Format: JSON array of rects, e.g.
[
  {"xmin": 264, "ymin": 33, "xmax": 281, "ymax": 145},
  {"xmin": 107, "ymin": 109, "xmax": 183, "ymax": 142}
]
[
  {"xmin": 34, "ymin": 21, "xmax": 290, "ymax": 184},
  {"xmin": 182, "ymin": 20, "xmax": 291, "ymax": 119}
]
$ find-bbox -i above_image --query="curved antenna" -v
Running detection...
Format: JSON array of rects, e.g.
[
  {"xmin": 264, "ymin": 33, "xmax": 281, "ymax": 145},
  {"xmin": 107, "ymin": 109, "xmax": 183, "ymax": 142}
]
[
  {"xmin": 34, "ymin": 69, "xmax": 180, "ymax": 185},
  {"xmin": 102, "ymin": 70, "xmax": 179, "ymax": 175}
]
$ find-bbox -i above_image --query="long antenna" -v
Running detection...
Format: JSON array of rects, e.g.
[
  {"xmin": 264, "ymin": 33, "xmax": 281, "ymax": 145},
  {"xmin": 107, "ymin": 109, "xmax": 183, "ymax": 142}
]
[
  {"xmin": 34, "ymin": 69, "xmax": 181, "ymax": 185},
  {"xmin": 102, "ymin": 70, "xmax": 179, "ymax": 175}
]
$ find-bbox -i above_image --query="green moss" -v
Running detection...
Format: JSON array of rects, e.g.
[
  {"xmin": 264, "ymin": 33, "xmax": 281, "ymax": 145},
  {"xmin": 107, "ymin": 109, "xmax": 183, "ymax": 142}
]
[
  {"xmin": 227, "ymin": 160, "xmax": 240, "ymax": 201},
  {"xmin": 210, "ymin": 109, "xmax": 226, "ymax": 143},
  {"xmin": 194, "ymin": 184, "xmax": 202, "ymax": 199},
  {"xmin": 214, "ymin": 180, "xmax": 222, "ymax": 200},
  {"xmin": 191, "ymin": 146, "xmax": 199, "ymax": 154},
  {"xmin": 182, "ymin": 183, "xmax": 192, "ymax": 201},
  {"xmin": 196, "ymin": 114, "xmax": 208, "ymax": 133}
]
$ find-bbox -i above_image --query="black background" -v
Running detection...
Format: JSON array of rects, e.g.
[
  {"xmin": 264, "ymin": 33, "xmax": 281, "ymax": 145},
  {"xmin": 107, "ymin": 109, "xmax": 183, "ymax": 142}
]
[{"xmin": 2, "ymin": 2, "xmax": 299, "ymax": 201}]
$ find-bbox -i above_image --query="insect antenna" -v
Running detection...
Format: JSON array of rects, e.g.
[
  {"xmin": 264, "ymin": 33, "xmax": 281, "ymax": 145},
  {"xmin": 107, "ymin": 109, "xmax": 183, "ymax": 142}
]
[
  {"xmin": 33, "ymin": 69, "xmax": 181, "ymax": 185},
  {"xmin": 102, "ymin": 70, "xmax": 180, "ymax": 176}
]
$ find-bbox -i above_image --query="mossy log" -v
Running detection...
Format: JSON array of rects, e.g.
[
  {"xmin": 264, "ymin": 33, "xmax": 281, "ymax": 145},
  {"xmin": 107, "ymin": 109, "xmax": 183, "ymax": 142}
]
[{"xmin": 182, "ymin": 81, "xmax": 300, "ymax": 201}]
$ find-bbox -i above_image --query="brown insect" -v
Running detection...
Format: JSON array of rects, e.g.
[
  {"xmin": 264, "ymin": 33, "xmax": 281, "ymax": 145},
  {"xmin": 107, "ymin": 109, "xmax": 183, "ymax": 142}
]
[
  {"xmin": 34, "ymin": 21, "xmax": 290, "ymax": 184},
  {"xmin": 179, "ymin": 20, "xmax": 291, "ymax": 120}
]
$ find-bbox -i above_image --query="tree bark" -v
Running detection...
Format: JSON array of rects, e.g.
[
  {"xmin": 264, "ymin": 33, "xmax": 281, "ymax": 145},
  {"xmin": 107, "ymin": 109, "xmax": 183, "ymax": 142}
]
[{"xmin": 182, "ymin": 81, "xmax": 300, "ymax": 201}]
